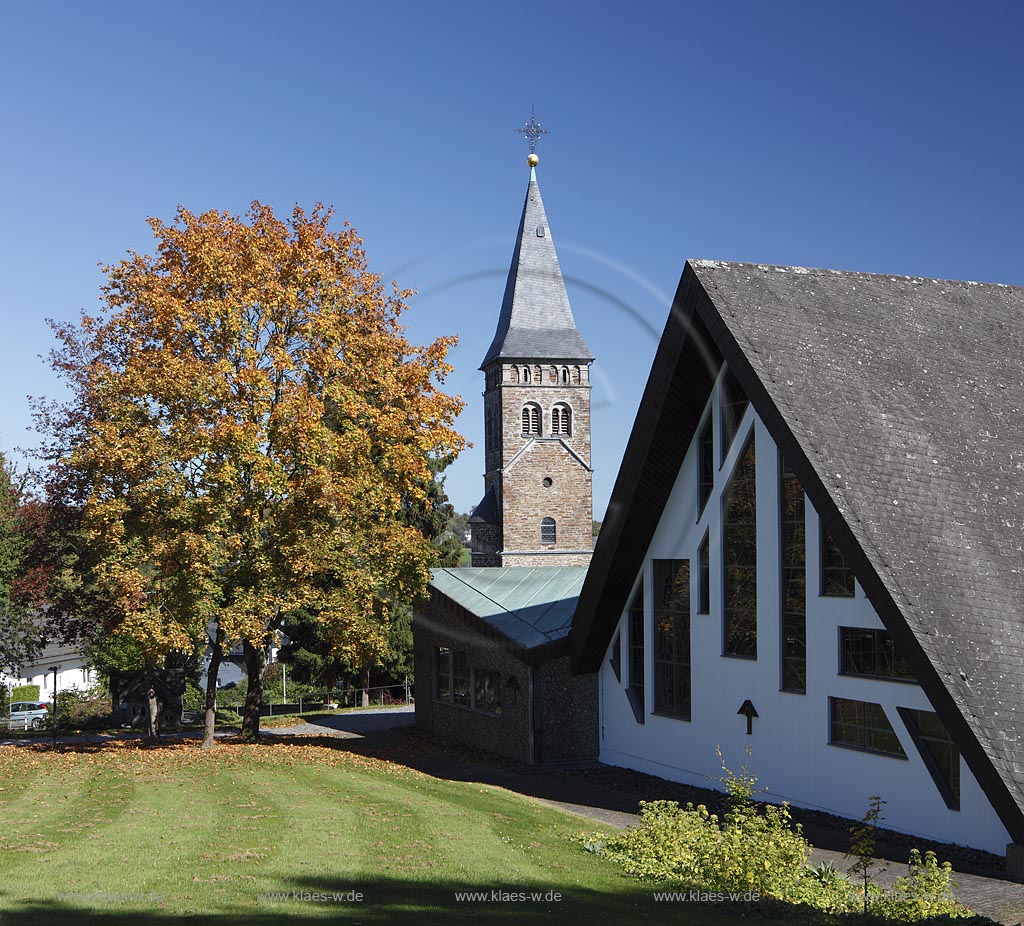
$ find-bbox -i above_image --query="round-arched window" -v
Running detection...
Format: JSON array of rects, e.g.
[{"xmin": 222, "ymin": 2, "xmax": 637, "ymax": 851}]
[
  {"xmin": 551, "ymin": 403, "xmax": 572, "ymax": 436},
  {"xmin": 521, "ymin": 403, "xmax": 541, "ymax": 436},
  {"xmin": 540, "ymin": 517, "xmax": 556, "ymax": 545}
]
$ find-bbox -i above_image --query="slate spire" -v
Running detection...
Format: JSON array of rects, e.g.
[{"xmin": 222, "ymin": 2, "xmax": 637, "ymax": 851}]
[{"xmin": 480, "ymin": 163, "xmax": 593, "ymax": 368}]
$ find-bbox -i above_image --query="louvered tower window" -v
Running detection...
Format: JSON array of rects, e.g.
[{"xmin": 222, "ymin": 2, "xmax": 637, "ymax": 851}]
[
  {"xmin": 521, "ymin": 403, "xmax": 541, "ymax": 436},
  {"xmin": 551, "ymin": 403, "xmax": 572, "ymax": 436}
]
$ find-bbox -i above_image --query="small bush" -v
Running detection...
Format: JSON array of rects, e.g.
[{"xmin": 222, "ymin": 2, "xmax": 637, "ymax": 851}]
[
  {"xmin": 871, "ymin": 850, "xmax": 970, "ymax": 921},
  {"xmin": 183, "ymin": 681, "xmax": 206, "ymax": 712}
]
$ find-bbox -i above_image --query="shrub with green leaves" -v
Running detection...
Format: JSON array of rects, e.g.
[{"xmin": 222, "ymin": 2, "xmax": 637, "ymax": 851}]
[
  {"xmin": 182, "ymin": 681, "xmax": 205, "ymax": 712},
  {"xmin": 574, "ymin": 750, "xmax": 973, "ymax": 921},
  {"xmin": 871, "ymin": 849, "xmax": 970, "ymax": 921}
]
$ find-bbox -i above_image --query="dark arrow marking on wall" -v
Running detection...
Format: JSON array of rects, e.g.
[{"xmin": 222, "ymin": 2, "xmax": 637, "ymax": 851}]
[{"xmin": 737, "ymin": 699, "xmax": 759, "ymax": 735}]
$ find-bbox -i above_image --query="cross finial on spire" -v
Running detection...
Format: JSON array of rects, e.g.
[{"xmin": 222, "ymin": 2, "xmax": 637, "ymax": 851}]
[{"xmin": 515, "ymin": 107, "xmax": 548, "ymax": 165}]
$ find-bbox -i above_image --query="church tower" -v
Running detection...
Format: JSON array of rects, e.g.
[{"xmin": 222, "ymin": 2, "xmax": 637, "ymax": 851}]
[{"xmin": 470, "ymin": 120, "xmax": 594, "ymax": 567}]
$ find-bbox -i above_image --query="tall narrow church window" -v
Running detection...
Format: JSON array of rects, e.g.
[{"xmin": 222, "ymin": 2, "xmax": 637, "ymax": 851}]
[
  {"xmin": 573, "ymin": 365, "xmax": 581, "ymax": 384},
  {"xmin": 561, "ymin": 366, "xmax": 570, "ymax": 383},
  {"xmin": 698, "ymin": 415, "xmax": 714, "ymax": 515},
  {"xmin": 780, "ymin": 454, "xmax": 806, "ymax": 692},
  {"xmin": 549, "ymin": 365, "xmax": 558, "ymax": 383},
  {"xmin": 551, "ymin": 403, "xmax": 571, "ymax": 436},
  {"xmin": 653, "ymin": 560, "xmax": 690, "ymax": 719},
  {"xmin": 540, "ymin": 517, "xmax": 556, "ymax": 545},
  {"xmin": 720, "ymin": 368, "xmax": 750, "ymax": 461},
  {"xmin": 697, "ymin": 533, "xmax": 710, "ymax": 614},
  {"xmin": 723, "ymin": 435, "xmax": 757, "ymax": 658},
  {"xmin": 821, "ymin": 523, "xmax": 856, "ymax": 596},
  {"xmin": 628, "ymin": 584, "xmax": 645, "ymax": 712},
  {"xmin": 534, "ymin": 365, "xmax": 542, "ymax": 383},
  {"xmin": 510, "ymin": 366, "xmax": 519, "ymax": 384},
  {"xmin": 898, "ymin": 708, "xmax": 960, "ymax": 809},
  {"xmin": 521, "ymin": 403, "xmax": 541, "ymax": 436},
  {"xmin": 522, "ymin": 366, "xmax": 531, "ymax": 383}
]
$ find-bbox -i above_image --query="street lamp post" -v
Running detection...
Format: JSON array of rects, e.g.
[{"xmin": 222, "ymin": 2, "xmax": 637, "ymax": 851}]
[{"xmin": 47, "ymin": 665, "xmax": 60, "ymax": 745}]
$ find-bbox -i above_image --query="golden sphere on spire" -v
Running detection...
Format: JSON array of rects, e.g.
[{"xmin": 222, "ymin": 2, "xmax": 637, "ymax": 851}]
[{"xmin": 527, "ymin": 153, "xmax": 540, "ymax": 167}]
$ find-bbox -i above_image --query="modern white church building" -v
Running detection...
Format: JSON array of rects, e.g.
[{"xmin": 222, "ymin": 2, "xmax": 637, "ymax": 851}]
[{"xmin": 570, "ymin": 260, "xmax": 1024, "ymax": 864}]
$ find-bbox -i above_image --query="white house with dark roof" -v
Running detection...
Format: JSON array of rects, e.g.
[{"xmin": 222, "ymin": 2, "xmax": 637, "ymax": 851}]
[
  {"xmin": 570, "ymin": 260, "xmax": 1024, "ymax": 862},
  {"xmin": 2, "ymin": 641, "xmax": 97, "ymax": 695}
]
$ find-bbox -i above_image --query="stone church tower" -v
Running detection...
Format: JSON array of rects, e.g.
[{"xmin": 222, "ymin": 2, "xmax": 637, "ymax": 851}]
[{"xmin": 470, "ymin": 150, "xmax": 594, "ymax": 567}]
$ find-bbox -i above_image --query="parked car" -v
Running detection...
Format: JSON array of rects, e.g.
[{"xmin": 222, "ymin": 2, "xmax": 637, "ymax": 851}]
[{"xmin": 7, "ymin": 702, "xmax": 49, "ymax": 730}]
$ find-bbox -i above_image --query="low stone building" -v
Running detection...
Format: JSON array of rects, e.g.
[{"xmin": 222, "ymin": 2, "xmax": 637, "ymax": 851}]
[{"xmin": 413, "ymin": 566, "xmax": 597, "ymax": 765}]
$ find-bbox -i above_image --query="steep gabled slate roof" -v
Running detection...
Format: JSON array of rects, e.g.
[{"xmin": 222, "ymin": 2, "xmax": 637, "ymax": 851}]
[
  {"xmin": 432, "ymin": 566, "xmax": 588, "ymax": 652},
  {"xmin": 571, "ymin": 260, "xmax": 1024, "ymax": 842},
  {"xmin": 480, "ymin": 169, "xmax": 592, "ymax": 367}
]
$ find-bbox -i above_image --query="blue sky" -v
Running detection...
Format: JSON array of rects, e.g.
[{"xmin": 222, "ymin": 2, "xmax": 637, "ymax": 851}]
[{"xmin": 1, "ymin": 2, "xmax": 1022, "ymax": 516}]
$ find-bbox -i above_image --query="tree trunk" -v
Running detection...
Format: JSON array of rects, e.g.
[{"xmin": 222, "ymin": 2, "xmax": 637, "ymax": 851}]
[
  {"xmin": 145, "ymin": 664, "xmax": 160, "ymax": 742},
  {"xmin": 239, "ymin": 640, "xmax": 265, "ymax": 741},
  {"xmin": 202, "ymin": 628, "xmax": 223, "ymax": 749},
  {"xmin": 360, "ymin": 666, "xmax": 370, "ymax": 708}
]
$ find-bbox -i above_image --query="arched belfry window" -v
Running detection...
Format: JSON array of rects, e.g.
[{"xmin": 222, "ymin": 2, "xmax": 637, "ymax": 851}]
[
  {"xmin": 522, "ymin": 366, "xmax": 531, "ymax": 384},
  {"xmin": 534, "ymin": 364, "xmax": 542, "ymax": 383},
  {"xmin": 549, "ymin": 365, "xmax": 558, "ymax": 383},
  {"xmin": 572, "ymin": 365, "xmax": 581, "ymax": 385},
  {"xmin": 561, "ymin": 366, "xmax": 570, "ymax": 383},
  {"xmin": 521, "ymin": 403, "xmax": 541, "ymax": 436},
  {"xmin": 541, "ymin": 518, "xmax": 556, "ymax": 545},
  {"xmin": 510, "ymin": 366, "xmax": 519, "ymax": 384},
  {"xmin": 551, "ymin": 403, "xmax": 572, "ymax": 436}
]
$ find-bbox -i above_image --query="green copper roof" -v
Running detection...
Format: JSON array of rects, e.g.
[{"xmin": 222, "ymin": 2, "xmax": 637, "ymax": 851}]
[{"xmin": 430, "ymin": 566, "xmax": 588, "ymax": 650}]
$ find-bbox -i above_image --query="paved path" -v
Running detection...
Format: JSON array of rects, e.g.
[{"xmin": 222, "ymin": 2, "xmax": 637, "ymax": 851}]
[{"xmin": 262, "ymin": 705, "xmax": 416, "ymax": 739}]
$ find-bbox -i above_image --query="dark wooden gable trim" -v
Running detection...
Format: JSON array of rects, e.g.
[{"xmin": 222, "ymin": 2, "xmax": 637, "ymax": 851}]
[{"xmin": 570, "ymin": 264, "xmax": 721, "ymax": 671}]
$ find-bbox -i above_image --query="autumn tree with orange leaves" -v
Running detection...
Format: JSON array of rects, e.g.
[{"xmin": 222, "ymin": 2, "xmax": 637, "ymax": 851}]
[{"xmin": 40, "ymin": 202, "xmax": 464, "ymax": 742}]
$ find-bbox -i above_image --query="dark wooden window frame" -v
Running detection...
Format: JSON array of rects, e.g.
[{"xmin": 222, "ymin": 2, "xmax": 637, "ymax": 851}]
[
  {"xmin": 820, "ymin": 521, "xmax": 856, "ymax": 597},
  {"xmin": 697, "ymin": 413, "xmax": 714, "ymax": 517},
  {"xmin": 697, "ymin": 531, "xmax": 710, "ymax": 615},
  {"xmin": 898, "ymin": 707, "xmax": 960, "ymax": 810},
  {"xmin": 829, "ymin": 696, "xmax": 907, "ymax": 759},
  {"xmin": 719, "ymin": 368, "xmax": 750, "ymax": 466},
  {"xmin": 653, "ymin": 559, "xmax": 691, "ymax": 721},
  {"xmin": 722, "ymin": 432, "xmax": 757, "ymax": 659},
  {"xmin": 434, "ymin": 647, "xmax": 503, "ymax": 716},
  {"xmin": 838, "ymin": 627, "xmax": 916, "ymax": 683},
  {"xmin": 779, "ymin": 453, "xmax": 806, "ymax": 693},
  {"xmin": 626, "ymin": 582, "xmax": 645, "ymax": 724}
]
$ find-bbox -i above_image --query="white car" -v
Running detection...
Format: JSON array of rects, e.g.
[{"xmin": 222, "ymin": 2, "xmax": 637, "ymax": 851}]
[{"xmin": 7, "ymin": 701, "xmax": 49, "ymax": 730}]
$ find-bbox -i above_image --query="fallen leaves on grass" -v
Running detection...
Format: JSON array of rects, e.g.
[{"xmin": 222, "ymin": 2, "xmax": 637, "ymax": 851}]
[{"xmin": 0, "ymin": 739, "xmax": 422, "ymax": 781}]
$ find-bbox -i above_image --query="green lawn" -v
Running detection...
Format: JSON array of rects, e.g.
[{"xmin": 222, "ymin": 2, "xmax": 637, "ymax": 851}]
[{"xmin": 0, "ymin": 738, "xmax": 788, "ymax": 925}]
